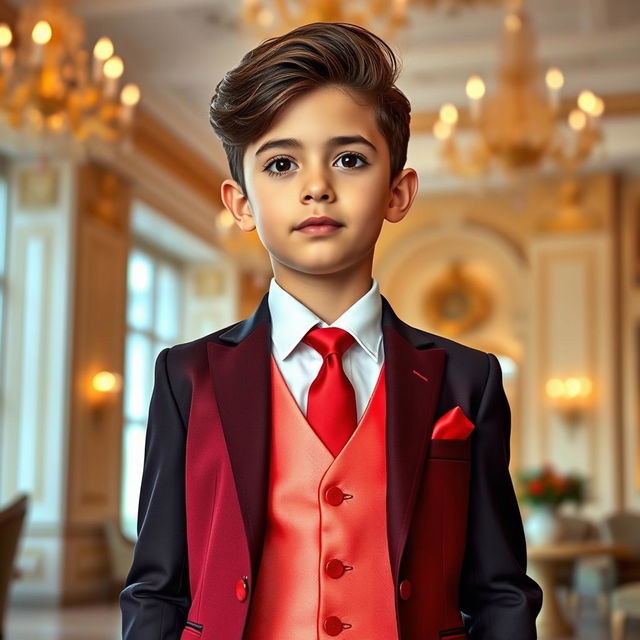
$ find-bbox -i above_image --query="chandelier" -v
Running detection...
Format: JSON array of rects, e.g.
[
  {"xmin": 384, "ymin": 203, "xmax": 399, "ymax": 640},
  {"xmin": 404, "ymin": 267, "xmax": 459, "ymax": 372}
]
[
  {"xmin": 432, "ymin": 0, "xmax": 604, "ymax": 177},
  {"xmin": 0, "ymin": 0, "xmax": 140, "ymax": 152},
  {"xmin": 241, "ymin": 0, "xmax": 500, "ymax": 38}
]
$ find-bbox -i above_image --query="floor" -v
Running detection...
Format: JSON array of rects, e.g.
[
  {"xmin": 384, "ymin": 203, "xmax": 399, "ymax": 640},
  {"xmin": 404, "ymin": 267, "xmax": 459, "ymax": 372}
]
[{"xmin": 4, "ymin": 596, "xmax": 640, "ymax": 640}]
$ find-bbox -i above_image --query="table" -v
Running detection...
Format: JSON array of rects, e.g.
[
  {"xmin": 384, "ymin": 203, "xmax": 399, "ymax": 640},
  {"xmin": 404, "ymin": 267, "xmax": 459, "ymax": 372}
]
[{"xmin": 527, "ymin": 542, "xmax": 632, "ymax": 639}]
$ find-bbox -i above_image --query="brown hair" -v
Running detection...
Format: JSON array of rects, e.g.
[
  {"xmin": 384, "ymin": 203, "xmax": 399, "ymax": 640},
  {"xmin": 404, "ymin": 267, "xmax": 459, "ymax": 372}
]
[{"xmin": 209, "ymin": 21, "xmax": 411, "ymax": 196}]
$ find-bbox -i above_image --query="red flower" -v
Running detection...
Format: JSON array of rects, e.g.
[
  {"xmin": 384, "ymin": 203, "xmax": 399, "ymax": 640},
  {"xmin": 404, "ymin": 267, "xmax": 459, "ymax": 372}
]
[{"xmin": 528, "ymin": 480, "xmax": 545, "ymax": 496}]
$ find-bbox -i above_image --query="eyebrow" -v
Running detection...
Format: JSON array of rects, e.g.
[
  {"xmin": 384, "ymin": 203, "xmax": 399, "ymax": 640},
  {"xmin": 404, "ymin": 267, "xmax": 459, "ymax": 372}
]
[{"xmin": 254, "ymin": 135, "xmax": 378, "ymax": 157}]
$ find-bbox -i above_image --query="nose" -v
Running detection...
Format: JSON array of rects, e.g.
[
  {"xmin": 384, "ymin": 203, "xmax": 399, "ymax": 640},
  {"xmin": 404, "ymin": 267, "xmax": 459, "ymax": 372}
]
[{"xmin": 300, "ymin": 169, "xmax": 336, "ymax": 204}]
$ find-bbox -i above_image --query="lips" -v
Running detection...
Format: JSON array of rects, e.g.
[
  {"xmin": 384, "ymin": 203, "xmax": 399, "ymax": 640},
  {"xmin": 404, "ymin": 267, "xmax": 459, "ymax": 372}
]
[{"xmin": 294, "ymin": 215, "xmax": 343, "ymax": 230}]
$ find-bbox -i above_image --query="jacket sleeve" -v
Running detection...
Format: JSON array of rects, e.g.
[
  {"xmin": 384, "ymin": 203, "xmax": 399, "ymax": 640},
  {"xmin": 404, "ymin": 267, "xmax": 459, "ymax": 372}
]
[
  {"xmin": 459, "ymin": 352, "xmax": 543, "ymax": 639},
  {"xmin": 120, "ymin": 347, "xmax": 191, "ymax": 639}
]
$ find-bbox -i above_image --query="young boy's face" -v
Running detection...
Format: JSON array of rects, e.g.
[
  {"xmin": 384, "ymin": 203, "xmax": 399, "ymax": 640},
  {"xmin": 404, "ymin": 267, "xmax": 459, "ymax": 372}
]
[{"xmin": 221, "ymin": 84, "xmax": 417, "ymax": 282}]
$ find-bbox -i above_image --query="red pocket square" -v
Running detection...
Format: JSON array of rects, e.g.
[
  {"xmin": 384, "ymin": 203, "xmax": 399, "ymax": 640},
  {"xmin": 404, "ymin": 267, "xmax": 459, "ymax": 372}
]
[{"xmin": 432, "ymin": 406, "xmax": 475, "ymax": 440}]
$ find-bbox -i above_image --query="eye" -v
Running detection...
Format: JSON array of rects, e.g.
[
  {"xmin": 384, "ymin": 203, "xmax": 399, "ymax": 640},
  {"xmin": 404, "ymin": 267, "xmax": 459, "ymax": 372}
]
[
  {"xmin": 263, "ymin": 156, "xmax": 298, "ymax": 177},
  {"xmin": 334, "ymin": 152, "xmax": 368, "ymax": 169}
]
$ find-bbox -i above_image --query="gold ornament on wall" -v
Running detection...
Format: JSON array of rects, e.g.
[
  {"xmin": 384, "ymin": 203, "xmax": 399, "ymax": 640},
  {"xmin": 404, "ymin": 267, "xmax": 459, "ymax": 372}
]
[{"xmin": 424, "ymin": 260, "xmax": 492, "ymax": 336}]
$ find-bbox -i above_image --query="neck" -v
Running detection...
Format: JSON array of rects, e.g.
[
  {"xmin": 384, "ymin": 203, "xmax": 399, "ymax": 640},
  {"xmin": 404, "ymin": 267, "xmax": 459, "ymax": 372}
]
[{"xmin": 272, "ymin": 258, "xmax": 374, "ymax": 325}]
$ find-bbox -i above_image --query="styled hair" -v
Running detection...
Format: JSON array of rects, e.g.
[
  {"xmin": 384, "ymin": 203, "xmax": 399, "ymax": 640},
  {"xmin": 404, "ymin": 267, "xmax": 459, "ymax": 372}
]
[{"xmin": 209, "ymin": 21, "xmax": 411, "ymax": 196}]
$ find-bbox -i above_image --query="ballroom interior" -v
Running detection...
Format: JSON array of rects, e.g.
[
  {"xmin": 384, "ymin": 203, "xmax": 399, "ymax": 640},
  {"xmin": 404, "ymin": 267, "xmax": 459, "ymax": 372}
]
[{"xmin": 0, "ymin": 0, "xmax": 639, "ymax": 639}]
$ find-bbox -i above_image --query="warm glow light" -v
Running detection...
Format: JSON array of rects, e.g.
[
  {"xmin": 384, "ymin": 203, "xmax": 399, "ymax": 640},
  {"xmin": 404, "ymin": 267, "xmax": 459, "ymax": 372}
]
[
  {"xmin": 256, "ymin": 8, "xmax": 274, "ymax": 27},
  {"xmin": 47, "ymin": 113, "xmax": 64, "ymax": 131},
  {"xmin": 93, "ymin": 36, "xmax": 114, "ymax": 61},
  {"xmin": 92, "ymin": 371, "xmax": 122, "ymax": 393},
  {"xmin": 217, "ymin": 209, "xmax": 236, "ymax": 229},
  {"xmin": 103, "ymin": 55, "xmax": 124, "ymax": 79},
  {"xmin": 546, "ymin": 378, "xmax": 564, "ymax": 399},
  {"xmin": 504, "ymin": 13, "xmax": 522, "ymax": 32},
  {"xmin": 546, "ymin": 376, "xmax": 593, "ymax": 399},
  {"xmin": 591, "ymin": 96, "xmax": 605, "ymax": 117},
  {"xmin": 577, "ymin": 90, "xmax": 597, "ymax": 114},
  {"xmin": 433, "ymin": 119, "xmax": 452, "ymax": 140},
  {"xmin": 32, "ymin": 20, "xmax": 52, "ymax": 45},
  {"xmin": 545, "ymin": 67, "xmax": 564, "ymax": 91},
  {"xmin": 439, "ymin": 103, "xmax": 458, "ymax": 126},
  {"xmin": 121, "ymin": 83, "xmax": 140, "ymax": 106},
  {"xmin": 0, "ymin": 23, "xmax": 12, "ymax": 47},
  {"xmin": 466, "ymin": 75, "xmax": 486, "ymax": 100},
  {"xmin": 568, "ymin": 108, "xmax": 587, "ymax": 131}
]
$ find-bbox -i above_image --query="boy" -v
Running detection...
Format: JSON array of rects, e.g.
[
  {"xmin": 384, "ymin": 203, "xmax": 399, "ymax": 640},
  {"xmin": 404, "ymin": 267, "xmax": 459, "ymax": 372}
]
[{"xmin": 121, "ymin": 21, "xmax": 542, "ymax": 640}]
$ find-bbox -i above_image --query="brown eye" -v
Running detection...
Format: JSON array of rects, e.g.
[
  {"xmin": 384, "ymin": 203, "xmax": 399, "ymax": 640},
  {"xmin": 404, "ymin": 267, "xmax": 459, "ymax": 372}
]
[
  {"xmin": 336, "ymin": 153, "xmax": 367, "ymax": 169},
  {"xmin": 274, "ymin": 158, "xmax": 292, "ymax": 172}
]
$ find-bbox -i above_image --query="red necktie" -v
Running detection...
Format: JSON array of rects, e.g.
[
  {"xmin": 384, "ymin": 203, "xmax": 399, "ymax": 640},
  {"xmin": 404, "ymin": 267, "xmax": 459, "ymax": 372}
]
[{"xmin": 302, "ymin": 327, "xmax": 357, "ymax": 457}]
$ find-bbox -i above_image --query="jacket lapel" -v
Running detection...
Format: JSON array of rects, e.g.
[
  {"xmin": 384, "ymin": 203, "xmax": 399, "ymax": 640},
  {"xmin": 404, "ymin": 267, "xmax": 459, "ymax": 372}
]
[
  {"xmin": 381, "ymin": 295, "xmax": 447, "ymax": 583},
  {"xmin": 206, "ymin": 290, "xmax": 447, "ymax": 585},
  {"xmin": 207, "ymin": 292, "xmax": 272, "ymax": 576}
]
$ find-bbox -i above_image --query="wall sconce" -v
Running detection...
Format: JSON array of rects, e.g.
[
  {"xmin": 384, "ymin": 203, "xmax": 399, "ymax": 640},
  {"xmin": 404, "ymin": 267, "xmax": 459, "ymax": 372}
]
[
  {"xmin": 545, "ymin": 376, "xmax": 593, "ymax": 426},
  {"xmin": 89, "ymin": 370, "xmax": 123, "ymax": 415}
]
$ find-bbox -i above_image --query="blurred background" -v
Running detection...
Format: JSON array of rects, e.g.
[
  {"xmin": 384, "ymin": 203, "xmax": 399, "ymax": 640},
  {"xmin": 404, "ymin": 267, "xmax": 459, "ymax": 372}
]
[{"xmin": 0, "ymin": 0, "xmax": 639, "ymax": 638}]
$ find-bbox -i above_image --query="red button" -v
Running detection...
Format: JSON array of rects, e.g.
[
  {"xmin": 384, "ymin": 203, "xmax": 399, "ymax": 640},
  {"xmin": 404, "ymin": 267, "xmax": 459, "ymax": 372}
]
[
  {"xmin": 325, "ymin": 559, "xmax": 346, "ymax": 578},
  {"xmin": 399, "ymin": 578, "xmax": 412, "ymax": 600},
  {"xmin": 325, "ymin": 486, "xmax": 345, "ymax": 506},
  {"xmin": 235, "ymin": 576, "xmax": 248, "ymax": 602},
  {"xmin": 323, "ymin": 616, "xmax": 344, "ymax": 636}
]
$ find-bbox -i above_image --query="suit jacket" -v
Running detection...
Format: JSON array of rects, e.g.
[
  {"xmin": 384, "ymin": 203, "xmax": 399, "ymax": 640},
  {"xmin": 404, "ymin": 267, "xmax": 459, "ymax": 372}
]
[{"xmin": 120, "ymin": 292, "xmax": 543, "ymax": 639}]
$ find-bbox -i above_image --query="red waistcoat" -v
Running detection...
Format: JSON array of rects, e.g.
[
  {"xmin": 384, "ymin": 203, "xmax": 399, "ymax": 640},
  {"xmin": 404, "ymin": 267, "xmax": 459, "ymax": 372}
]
[{"xmin": 244, "ymin": 355, "xmax": 398, "ymax": 639}]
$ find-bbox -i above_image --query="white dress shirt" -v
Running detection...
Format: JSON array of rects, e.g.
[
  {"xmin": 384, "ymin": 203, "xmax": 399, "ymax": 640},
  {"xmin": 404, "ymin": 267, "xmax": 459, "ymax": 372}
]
[{"xmin": 267, "ymin": 276, "xmax": 385, "ymax": 422}]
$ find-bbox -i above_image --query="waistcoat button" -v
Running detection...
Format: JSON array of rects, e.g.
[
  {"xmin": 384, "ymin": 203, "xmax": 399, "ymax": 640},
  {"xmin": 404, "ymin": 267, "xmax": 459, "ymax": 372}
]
[
  {"xmin": 399, "ymin": 578, "xmax": 412, "ymax": 600},
  {"xmin": 325, "ymin": 486, "xmax": 345, "ymax": 505},
  {"xmin": 235, "ymin": 576, "xmax": 248, "ymax": 602},
  {"xmin": 325, "ymin": 558, "xmax": 346, "ymax": 578},
  {"xmin": 323, "ymin": 615, "xmax": 345, "ymax": 636}
]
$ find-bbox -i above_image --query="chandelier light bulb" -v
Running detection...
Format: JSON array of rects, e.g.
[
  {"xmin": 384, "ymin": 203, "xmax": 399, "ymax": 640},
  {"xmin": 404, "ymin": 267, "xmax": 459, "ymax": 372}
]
[
  {"xmin": 0, "ymin": 23, "xmax": 12, "ymax": 47},
  {"xmin": 433, "ymin": 119, "xmax": 452, "ymax": 141},
  {"xmin": 577, "ymin": 90, "xmax": 597, "ymax": 114},
  {"xmin": 32, "ymin": 20, "xmax": 52, "ymax": 45},
  {"xmin": 439, "ymin": 103, "xmax": 458, "ymax": 126},
  {"xmin": 121, "ymin": 83, "xmax": 141, "ymax": 106},
  {"xmin": 104, "ymin": 55, "xmax": 124, "ymax": 79},
  {"xmin": 545, "ymin": 67, "xmax": 564, "ymax": 91},
  {"xmin": 93, "ymin": 36, "xmax": 114, "ymax": 61},
  {"xmin": 568, "ymin": 108, "xmax": 587, "ymax": 131},
  {"xmin": 591, "ymin": 95, "xmax": 605, "ymax": 117},
  {"xmin": 466, "ymin": 75, "xmax": 486, "ymax": 101}
]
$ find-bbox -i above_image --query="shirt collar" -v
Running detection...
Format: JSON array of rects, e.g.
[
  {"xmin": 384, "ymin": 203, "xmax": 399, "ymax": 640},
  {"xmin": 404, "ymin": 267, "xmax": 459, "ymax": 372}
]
[{"xmin": 268, "ymin": 276, "xmax": 383, "ymax": 363}]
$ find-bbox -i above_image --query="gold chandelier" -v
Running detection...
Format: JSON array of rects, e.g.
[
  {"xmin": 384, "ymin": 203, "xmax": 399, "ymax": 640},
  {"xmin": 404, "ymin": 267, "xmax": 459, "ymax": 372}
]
[
  {"xmin": 0, "ymin": 0, "xmax": 140, "ymax": 151},
  {"xmin": 241, "ymin": 0, "xmax": 500, "ymax": 38},
  {"xmin": 432, "ymin": 0, "xmax": 604, "ymax": 177}
]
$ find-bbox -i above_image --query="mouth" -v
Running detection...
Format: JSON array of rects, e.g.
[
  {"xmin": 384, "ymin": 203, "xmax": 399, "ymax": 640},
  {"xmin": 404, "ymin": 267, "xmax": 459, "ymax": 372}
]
[{"xmin": 293, "ymin": 215, "xmax": 344, "ymax": 231}]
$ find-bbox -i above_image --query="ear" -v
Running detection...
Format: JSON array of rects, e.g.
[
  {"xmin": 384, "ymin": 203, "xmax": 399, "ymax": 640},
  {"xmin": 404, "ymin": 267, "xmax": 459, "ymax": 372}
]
[
  {"xmin": 220, "ymin": 179, "xmax": 256, "ymax": 232},
  {"xmin": 385, "ymin": 168, "xmax": 418, "ymax": 224}
]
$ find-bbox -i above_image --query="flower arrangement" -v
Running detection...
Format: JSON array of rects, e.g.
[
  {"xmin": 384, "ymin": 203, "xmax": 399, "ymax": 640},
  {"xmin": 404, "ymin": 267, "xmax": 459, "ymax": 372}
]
[{"xmin": 517, "ymin": 463, "xmax": 585, "ymax": 508}]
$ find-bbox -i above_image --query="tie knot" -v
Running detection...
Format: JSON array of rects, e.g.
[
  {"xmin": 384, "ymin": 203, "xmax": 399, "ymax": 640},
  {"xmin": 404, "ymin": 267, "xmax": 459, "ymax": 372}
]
[{"xmin": 302, "ymin": 327, "xmax": 355, "ymax": 359}]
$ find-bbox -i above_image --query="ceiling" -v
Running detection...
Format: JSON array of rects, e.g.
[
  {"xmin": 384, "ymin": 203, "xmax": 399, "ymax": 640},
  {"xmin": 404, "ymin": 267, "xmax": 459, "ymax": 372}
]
[{"xmin": 10, "ymin": 0, "xmax": 640, "ymax": 191}]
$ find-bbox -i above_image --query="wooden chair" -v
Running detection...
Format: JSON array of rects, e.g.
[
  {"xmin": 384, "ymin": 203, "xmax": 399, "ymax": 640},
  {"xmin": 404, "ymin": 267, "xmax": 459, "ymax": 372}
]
[
  {"xmin": 610, "ymin": 582, "xmax": 640, "ymax": 640},
  {"xmin": 554, "ymin": 514, "xmax": 615, "ymax": 619},
  {"xmin": 602, "ymin": 512, "xmax": 640, "ymax": 584},
  {"xmin": 0, "ymin": 494, "xmax": 29, "ymax": 640}
]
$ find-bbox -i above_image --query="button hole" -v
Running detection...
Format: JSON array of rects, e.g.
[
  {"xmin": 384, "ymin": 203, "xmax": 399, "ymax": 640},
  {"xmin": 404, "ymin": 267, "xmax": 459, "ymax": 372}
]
[
  {"xmin": 344, "ymin": 565, "xmax": 354, "ymax": 571},
  {"xmin": 342, "ymin": 623, "xmax": 352, "ymax": 630},
  {"xmin": 343, "ymin": 493, "xmax": 353, "ymax": 500}
]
